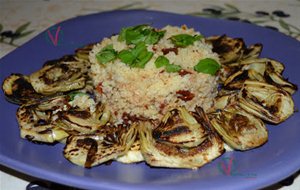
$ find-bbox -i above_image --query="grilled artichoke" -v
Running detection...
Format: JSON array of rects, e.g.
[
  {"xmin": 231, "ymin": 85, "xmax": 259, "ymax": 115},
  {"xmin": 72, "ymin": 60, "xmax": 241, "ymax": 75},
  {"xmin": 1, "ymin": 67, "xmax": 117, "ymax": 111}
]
[
  {"xmin": 29, "ymin": 57, "xmax": 90, "ymax": 95},
  {"xmin": 205, "ymin": 35, "xmax": 245, "ymax": 64},
  {"xmin": 153, "ymin": 107, "xmax": 207, "ymax": 148},
  {"xmin": 17, "ymin": 105, "xmax": 68, "ymax": 143},
  {"xmin": 63, "ymin": 123, "xmax": 137, "ymax": 168},
  {"xmin": 55, "ymin": 102, "xmax": 110, "ymax": 135},
  {"xmin": 139, "ymin": 107, "xmax": 224, "ymax": 169},
  {"xmin": 2, "ymin": 73, "xmax": 44, "ymax": 105},
  {"xmin": 264, "ymin": 63, "xmax": 298, "ymax": 94},
  {"xmin": 210, "ymin": 104, "xmax": 268, "ymax": 150},
  {"xmin": 238, "ymin": 80, "xmax": 294, "ymax": 124}
]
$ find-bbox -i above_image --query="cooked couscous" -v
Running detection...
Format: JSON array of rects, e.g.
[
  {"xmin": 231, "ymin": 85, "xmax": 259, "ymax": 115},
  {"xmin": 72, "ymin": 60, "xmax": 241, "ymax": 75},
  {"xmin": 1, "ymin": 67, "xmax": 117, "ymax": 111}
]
[{"xmin": 89, "ymin": 25, "xmax": 220, "ymax": 122}]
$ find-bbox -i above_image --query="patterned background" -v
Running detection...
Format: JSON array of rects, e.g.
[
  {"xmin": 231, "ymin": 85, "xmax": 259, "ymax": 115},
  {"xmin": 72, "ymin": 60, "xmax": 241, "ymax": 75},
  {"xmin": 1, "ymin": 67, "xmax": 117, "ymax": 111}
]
[{"xmin": 0, "ymin": 0, "xmax": 300, "ymax": 189}]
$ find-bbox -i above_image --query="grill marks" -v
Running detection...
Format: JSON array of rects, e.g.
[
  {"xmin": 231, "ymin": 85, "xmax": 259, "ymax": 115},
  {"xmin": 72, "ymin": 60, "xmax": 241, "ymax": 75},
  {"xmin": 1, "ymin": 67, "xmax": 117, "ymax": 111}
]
[
  {"xmin": 206, "ymin": 35, "xmax": 245, "ymax": 64},
  {"xmin": 2, "ymin": 74, "xmax": 44, "ymax": 104},
  {"xmin": 76, "ymin": 138, "xmax": 98, "ymax": 168},
  {"xmin": 139, "ymin": 107, "xmax": 224, "ymax": 168},
  {"xmin": 64, "ymin": 124, "xmax": 137, "ymax": 168}
]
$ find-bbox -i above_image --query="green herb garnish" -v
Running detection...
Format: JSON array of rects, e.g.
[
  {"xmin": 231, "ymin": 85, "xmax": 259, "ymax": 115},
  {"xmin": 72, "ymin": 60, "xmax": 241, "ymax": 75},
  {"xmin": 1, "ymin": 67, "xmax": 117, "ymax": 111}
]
[
  {"xmin": 154, "ymin": 55, "xmax": 182, "ymax": 72},
  {"xmin": 194, "ymin": 58, "xmax": 221, "ymax": 75},
  {"xmin": 154, "ymin": 55, "xmax": 169, "ymax": 68},
  {"xmin": 165, "ymin": 64, "xmax": 182, "ymax": 73},
  {"xmin": 118, "ymin": 25, "xmax": 166, "ymax": 45},
  {"xmin": 95, "ymin": 44, "xmax": 117, "ymax": 64},
  {"xmin": 170, "ymin": 34, "xmax": 203, "ymax": 47},
  {"xmin": 118, "ymin": 42, "xmax": 153, "ymax": 68}
]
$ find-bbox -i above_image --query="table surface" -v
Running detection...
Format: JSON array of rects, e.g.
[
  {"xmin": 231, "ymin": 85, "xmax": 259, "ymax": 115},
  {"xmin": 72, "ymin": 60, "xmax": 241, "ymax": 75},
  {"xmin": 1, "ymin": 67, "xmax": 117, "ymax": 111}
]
[{"xmin": 0, "ymin": 0, "xmax": 300, "ymax": 190}]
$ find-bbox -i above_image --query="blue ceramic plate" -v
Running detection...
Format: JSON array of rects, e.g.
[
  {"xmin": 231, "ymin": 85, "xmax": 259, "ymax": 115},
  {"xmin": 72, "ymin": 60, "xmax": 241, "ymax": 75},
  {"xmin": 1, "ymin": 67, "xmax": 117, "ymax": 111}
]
[{"xmin": 0, "ymin": 10, "xmax": 299, "ymax": 190}]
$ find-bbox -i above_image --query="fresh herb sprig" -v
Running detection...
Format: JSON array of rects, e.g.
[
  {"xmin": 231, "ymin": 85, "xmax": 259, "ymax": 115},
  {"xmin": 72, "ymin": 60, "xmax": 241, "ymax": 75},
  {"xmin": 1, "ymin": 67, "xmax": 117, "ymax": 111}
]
[
  {"xmin": 170, "ymin": 34, "xmax": 203, "ymax": 47},
  {"xmin": 118, "ymin": 25, "xmax": 166, "ymax": 45},
  {"xmin": 96, "ymin": 44, "xmax": 118, "ymax": 64},
  {"xmin": 118, "ymin": 42, "xmax": 153, "ymax": 68},
  {"xmin": 154, "ymin": 55, "xmax": 182, "ymax": 73},
  {"xmin": 194, "ymin": 58, "xmax": 221, "ymax": 75}
]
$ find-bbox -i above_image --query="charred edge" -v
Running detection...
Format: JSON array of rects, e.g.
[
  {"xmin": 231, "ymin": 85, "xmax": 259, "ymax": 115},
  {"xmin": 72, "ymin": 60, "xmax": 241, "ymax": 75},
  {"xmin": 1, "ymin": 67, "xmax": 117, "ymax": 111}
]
[
  {"xmin": 229, "ymin": 114, "xmax": 251, "ymax": 132},
  {"xmin": 6, "ymin": 76, "xmax": 42, "ymax": 104},
  {"xmin": 243, "ymin": 43, "xmax": 263, "ymax": 56},
  {"xmin": 84, "ymin": 138, "xmax": 98, "ymax": 168},
  {"xmin": 43, "ymin": 55, "xmax": 76, "ymax": 67},
  {"xmin": 38, "ymin": 128, "xmax": 53, "ymax": 134},
  {"xmin": 40, "ymin": 64, "xmax": 71, "ymax": 85},
  {"xmin": 153, "ymin": 125, "xmax": 191, "ymax": 140},
  {"xmin": 66, "ymin": 110, "xmax": 91, "ymax": 119},
  {"xmin": 194, "ymin": 107, "xmax": 214, "ymax": 134}
]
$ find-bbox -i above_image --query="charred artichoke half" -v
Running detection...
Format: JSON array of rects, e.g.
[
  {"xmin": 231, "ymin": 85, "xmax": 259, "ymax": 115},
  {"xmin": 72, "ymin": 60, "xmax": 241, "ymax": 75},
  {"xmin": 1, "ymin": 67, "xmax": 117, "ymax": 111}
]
[
  {"xmin": 2, "ymin": 74, "xmax": 44, "ymax": 105},
  {"xmin": 16, "ymin": 95, "xmax": 69, "ymax": 143},
  {"xmin": 205, "ymin": 35, "xmax": 262, "ymax": 65},
  {"xmin": 55, "ymin": 102, "xmax": 110, "ymax": 135},
  {"xmin": 238, "ymin": 80, "xmax": 294, "ymax": 124},
  {"xmin": 210, "ymin": 103, "xmax": 268, "ymax": 151},
  {"xmin": 220, "ymin": 58, "xmax": 297, "ymax": 94},
  {"xmin": 63, "ymin": 123, "xmax": 137, "ymax": 168},
  {"xmin": 139, "ymin": 107, "xmax": 224, "ymax": 169},
  {"xmin": 29, "ymin": 57, "xmax": 90, "ymax": 95}
]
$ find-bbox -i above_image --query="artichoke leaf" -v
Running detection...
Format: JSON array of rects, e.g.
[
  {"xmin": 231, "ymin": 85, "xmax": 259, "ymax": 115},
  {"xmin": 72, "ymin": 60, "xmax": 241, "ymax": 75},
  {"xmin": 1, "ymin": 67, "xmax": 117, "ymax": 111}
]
[
  {"xmin": 75, "ymin": 43, "xmax": 96, "ymax": 61},
  {"xmin": 241, "ymin": 43, "xmax": 263, "ymax": 60},
  {"xmin": 265, "ymin": 63, "xmax": 298, "ymax": 94},
  {"xmin": 116, "ymin": 140, "xmax": 144, "ymax": 164}
]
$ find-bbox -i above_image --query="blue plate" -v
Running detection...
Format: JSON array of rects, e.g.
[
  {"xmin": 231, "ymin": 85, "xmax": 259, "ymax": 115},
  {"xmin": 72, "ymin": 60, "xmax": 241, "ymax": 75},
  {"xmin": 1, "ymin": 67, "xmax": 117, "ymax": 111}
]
[{"xmin": 0, "ymin": 10, "xmax": 300, "ymax": 190}]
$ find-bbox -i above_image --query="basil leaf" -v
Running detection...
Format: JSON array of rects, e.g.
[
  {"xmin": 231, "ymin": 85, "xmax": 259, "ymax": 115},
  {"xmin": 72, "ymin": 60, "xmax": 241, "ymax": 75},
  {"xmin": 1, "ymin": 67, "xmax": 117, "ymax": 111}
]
[
  {"xmin": 118, "ymin": 50, "xmax": 135, "ymax": 65},
  {"xmin": 155, "ymin": 55, "xmax": 169, "ymax": 68},
  {"xmin": 194, "ymin": 58, "xmax": 221, "ymax": 75},
  {"xmin": 170, "ymin": 34, "xmax": 203, "ymax": 47},
  {"xmin": 165, "ymin": 64, "xmax": 182, "ymax": 73},
  {"xmin": 144, "ymin": 30, "xmax": 166, "ymax": 45},
  {"xmin": 135, "ymin": 51, "xmax": 153, "ymax": 68},
  {"xmin": 118, "ymin": 42, "xmax": 153, "ymax": 68},
  {"xmin": 132, "ymin": 42, "xmax": 147, "ymax": 57},
  {"xmin": 118, "ymin": 25, "xmax": 165, "ymax": 45},
  {"xmin": 154, "ymin": 55, "xmax": 181, "ymax": 72},
  {"xmin": 96, "ymin": 44, "xmax": 117, "ymax": 64}
]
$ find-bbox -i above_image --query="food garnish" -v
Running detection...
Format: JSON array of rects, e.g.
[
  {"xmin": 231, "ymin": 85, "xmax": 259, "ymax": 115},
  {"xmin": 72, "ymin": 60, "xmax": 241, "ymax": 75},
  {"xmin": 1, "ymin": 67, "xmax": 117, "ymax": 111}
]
[
  {"xmin": 170, "ymin": 34, "xmax": 203, "ymax": 47},
  {"xmin": 118, "ymin": 42, "xmax": 153, "ymax": 68},
  {"xmin": 194, "ymin": 58, "xmax": 221, "ymax": 75},
  {"xmin": 95, "ymin": 44, "xmax": 117, "ymax": 64}
]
